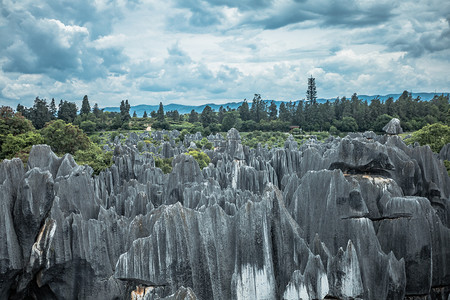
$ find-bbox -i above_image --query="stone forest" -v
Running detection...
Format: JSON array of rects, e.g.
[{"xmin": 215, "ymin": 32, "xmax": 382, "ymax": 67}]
[{"xmin": 1, "ymin": 117, "xmax": 449, "ymax": 300}]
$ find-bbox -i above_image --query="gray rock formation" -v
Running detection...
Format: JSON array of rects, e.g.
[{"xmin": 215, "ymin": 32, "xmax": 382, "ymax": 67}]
[
  {"xmin": 440, "ymin": 143, "xmax": 450, "ymax": 161},
  {"xmin": 1, "ymin": 128, "xmax": 449, "ymax": 299},
  {"xmin": 383, "ymin": 117, "xmax": 403, "ymax": 135}
]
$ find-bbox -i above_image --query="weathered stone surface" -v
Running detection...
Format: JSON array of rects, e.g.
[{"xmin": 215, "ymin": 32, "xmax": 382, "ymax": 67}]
[
  {"xmin": 1, "ymin": 128, "xmax": 449, "ymax": 299},
  {"xmin": 383, "ymin": 118, "xmax": 403, "ymax": 135},
  {"xmin": 440, "ymin": 143, "xmax": 450, "ymax": 161}
]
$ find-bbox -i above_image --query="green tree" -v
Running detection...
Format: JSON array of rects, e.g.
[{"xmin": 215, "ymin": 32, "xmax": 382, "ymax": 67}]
[
  {"xmin": 120, "ymin": 100, "xmax": 131, "ymax": 123},
  {"xmin": 133, "ymin": 111, "xmax": 137, "ymax": 118},
  {"xmin": 1, "ymin": 131, "xmax": 44, "ymax": 160},
  {"xmin": 74, "ymin": 144, "xmax": 113, "ymax": 175},
  {"xmin": 58, "ymin": 100, "xmax": 78, "ymax": 123},
  {"xmin": 40, "ymin": 120, "xmax": 90, "ymax": 155},
  {"xmin": 156, "ymin": 102, "xmax": 165, "ymax": 122},
  {"xmin": 222, "ymin": 111, "xmax": 240, "ymax": 132},
  {"xmin": 0, "ymin": 106, "xmax": 35, "ymax": 155},
  {"xmin": 238, "ymin": 99, "xmax": 251, "ymax": 121},
  {"xmin": 250, "ymin": 94, "xmax": 267, "ymax": 123},
  {"xmin": 143, "ymin": 111, "xmax": 148, "ymax": 118},
  {"xmin": 278, "ymin": 102, "xmax": 290, "ymax": 122},
  {"xmin": 0, "ymin": 106, "xmax": 34, "ymax": 136},
  {"xmin": 218, "ymin": 106, "xmax": 226, "ymax": 123},
  {"xmin": 306, "ymin": 75, "xmax": 317, "ymax": 104},
  {"xmin": 268, "ymin": 101, "xmax": 278, "ymax": 120},
  {"xmin": 93, "ymin": 103, "xmax": 102, "ymax": 118},
  {"xmin": 189, "ymin": 109, "xmax": 199, "ymax": 123},
  {"xmin": 80, "ymin": 120, "xmax": 97, "ymax": 133},
  {"xmin": 29, "ymin": 97, "xmax": 52, "ymax": 129},
  {"xmin": 406, "ymin": 123, "xmax": 450, "ymax": 153},
  {"xmin": 80, "ymin": 95, "xmax": 91, "ymax": 115},
  {"xmin": 335, "ymin": 116, "xmax": 358, "ymax": 132},
  {"xmin": 373, "ymin": 114, "xmax": 394, "ymax": 132},
  {"xmin": 186, "ymin": 148, "xmax": 211, "ymax": 169},
  {"xmin": 200, "ymin": 105, "xmax": 216, "ymax": 127},
  {"xmin": 49, "ymin": 98, "xmax": 57, "ymax": 119}
]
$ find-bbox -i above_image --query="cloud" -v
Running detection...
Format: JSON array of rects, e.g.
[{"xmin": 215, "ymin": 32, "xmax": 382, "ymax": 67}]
[
  {"xmin": 0, "ymin": 9, "xmax": 128, "ymax": 82},
  {"xmin": 0, "ymin": 0, "xmax": 449, "ymax": 108},
  {"xmin": 133, "ymin": 43, "xmax": 242, "ymax": 96}
]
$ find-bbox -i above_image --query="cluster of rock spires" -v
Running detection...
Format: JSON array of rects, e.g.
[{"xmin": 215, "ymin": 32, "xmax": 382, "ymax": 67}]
[{"xmin": 1, "ymin": 121, "xmax": 450, "ymax": 299}]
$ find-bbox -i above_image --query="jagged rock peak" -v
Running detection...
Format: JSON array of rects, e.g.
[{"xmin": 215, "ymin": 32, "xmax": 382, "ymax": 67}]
[{"xmin": 383, "ymin": 118, "xmax": 403, "ymax": 135}]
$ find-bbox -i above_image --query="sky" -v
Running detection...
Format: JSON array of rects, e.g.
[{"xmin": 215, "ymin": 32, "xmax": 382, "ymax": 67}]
[{"xmin": 0, "ymin": 0, "xmax": 449, "ymax": 109}]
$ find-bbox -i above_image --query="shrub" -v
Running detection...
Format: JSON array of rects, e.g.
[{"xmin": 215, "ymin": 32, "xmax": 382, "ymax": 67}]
[
  {"xmin": 186, "ymin": 148, "xmax": 211, "ymax": 169},
  {"xmin": 154, "ymin": 157, "xmax": 173, "ymax": 174},
  {"xmin": 1, "ymin": 131, "xmax": 44, "ymax": 161},
  {"xmin": 405, "ymin": 123, "xmax": 450, "ymax": 153},
  {"xmin": 74, "ymin": 144, "xmax": 113, "ymax": 175},
  {"xmin": 80, "ymin": 120, "xmax": 97, "ymax": 133},
  {"xmin": 40, "ymin": 120, "xmax": 90, "ymax": 155}
]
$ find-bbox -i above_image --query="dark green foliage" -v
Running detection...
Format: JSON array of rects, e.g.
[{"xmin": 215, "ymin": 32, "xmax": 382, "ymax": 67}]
[
  {"xmin": 93, "ymin": 103, "xmax": 102, "ymax": 117},
  {"xmin": 24, "ymin": 97, "xmax": 53, "ymax": 129},
  {"xmin": 195, "ymin": 137, "xmax": 213, "ymax": 150},
  {"xmin": 133, "ymin": 111, "xmax": 137, "ymax": 118},
  {"xmin": 110, "ymin": 131, "xmax": 120, "ymax": 142},
  {"xmin": 405, "ymin": 123, "xmax": 450, "ymax": 153},
  {"xmin": 200, "ymin": 105, "xmax": 216, "ymax": 127},
  {"xmin": 153, "ymin": 120, "xmax": 170, "ymax": 130},
  {"xmin": 58, "ymin": 100, "xmax": 78, "ymax": 123},
  {"xmin": 373, "ymin": 114, "xmax": 394, "ymax": 132},
  {"xmin": 143, "ymin": 111, "xmax": 148, "ymax": 118},
  {"xmin": 221, "ymin": 111, "xmax": 241, "ymax": 132},
  {"xmin": 40, "ymin": 120, "xmax": 91, "ymax": 155},
  {"xmin": 80, "ymin": 120, "xmax": 97, "ymax": 133},
  {"xmin": 218, "ymin": 106, "xmax": 226, "ymax": 123},
  {"xmin": 0, "ymin": 106, "xmax": 35, "ymax": 151},
  {"xmin": 179, "ymin": 129, "xmax": 189, "ymax": 142},
  {"xmin": 120, "ymin": 100, "xmax": 131, "ymax": 123},
  {"xmin": 49, "ymin": 98, "xmax": 57, "ymax": 119},
  {"xmin": 189, "ymin": 110, "xmax": 199, "ymax": 123},
  {"xmin": 250, "ymin": 94, "xmax": 267, "ymax": 123},
  {"xmin": 157, "ymin": 102, "xmax": 165, "ymax": 122},
  {"xmin": 334, "ymin": 116, "xmax": 358, "ymax": 133},
  {"xmin": 268, "ymin": 101, "xmax": 278, "ymax": 120},
  {"xmin": 1, "ymin": 131, "xmax": 44, "ymax": 161},
  {"xmin": 154, "ymin": 157, "xmax": 173, "ymax": 174},
  {"xmin": 166, "ymin": 110, "xmax": 180, "ymax": 121},
  {"xmin": 238, "ymin": 99, "xmax": 251, "ymax": 121},
  {"xmin": 80, "ymin": 95, "xmax": 91, "ymax": 115},
  {"xmin": 306, "ymin": 75, "xmax": 317, "ymax": 103},
  {"xmin": 74, "ymin": 144, "xmax": 113, "ymax": 175}
]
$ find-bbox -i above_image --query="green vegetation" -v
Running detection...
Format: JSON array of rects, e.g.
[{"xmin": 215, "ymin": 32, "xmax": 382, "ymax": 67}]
[
  {"xmin": 195, "ymin": 138, "xmax": 213, "ymax": 150},
  {"xmin": 1, "ymin": 131, "xmax": 44, "ymax": 162},
  {"xmin": 1, "ymin": 90, "xmax": 449, "ymax": 177},
  {"xmin": 74, "ymin": 144, "xmax": 113, "ymax": 175},
  {"xmin": 13, "ymin": 92, "xmax": 450, "ymax": 136},
  {"xmin": 186, "ymin": 148, "xmax": 211, "ymax": 169},
  {"xmin": 40, "ymin": 120, "xmax": 91, "ymax": 155},
  {"xmin": 405, "ymin": 123, "xmax": 450, "ymax": 153},
  {"xmin": 154, "ymin": 157, "xmax": 173, "ymax": 174},
  {"xmin": 444, "ymin": 160, "xmax": 450, "ymax": 176}
]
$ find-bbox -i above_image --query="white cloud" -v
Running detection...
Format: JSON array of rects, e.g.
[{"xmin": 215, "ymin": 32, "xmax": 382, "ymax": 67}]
[{"xmin": 0, "ymin": 0, "xmax": 449, "ymax": 108}]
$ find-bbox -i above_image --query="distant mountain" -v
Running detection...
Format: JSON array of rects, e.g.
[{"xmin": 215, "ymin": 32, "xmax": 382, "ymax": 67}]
[{"xmin": 103, "ymin": 92, "xmax": 448, "ymax": 117}]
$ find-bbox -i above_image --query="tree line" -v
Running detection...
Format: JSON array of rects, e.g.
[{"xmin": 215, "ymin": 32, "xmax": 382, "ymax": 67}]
[
  {"xmin": 1, "ymin": 91, "xmax": 449, "ymax": 174},
  {"xmin": 10, "ymin": 91, "xmax": 450, "ymax": 136}
]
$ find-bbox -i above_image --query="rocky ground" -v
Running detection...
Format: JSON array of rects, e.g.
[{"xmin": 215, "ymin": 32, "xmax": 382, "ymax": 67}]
[{"xmin": 1, "ymin": 125, "xmax": 449, "ymax": 299}]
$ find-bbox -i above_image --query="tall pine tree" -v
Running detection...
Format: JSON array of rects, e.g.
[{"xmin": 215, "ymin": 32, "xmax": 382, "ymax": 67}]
[
  {"xmin": 306, "ymin": 75, "xmax": 317, "ymax": 104},
  {"xmin": 80, "ymin": 95, "xmax": 91, "ymax": 115}
]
